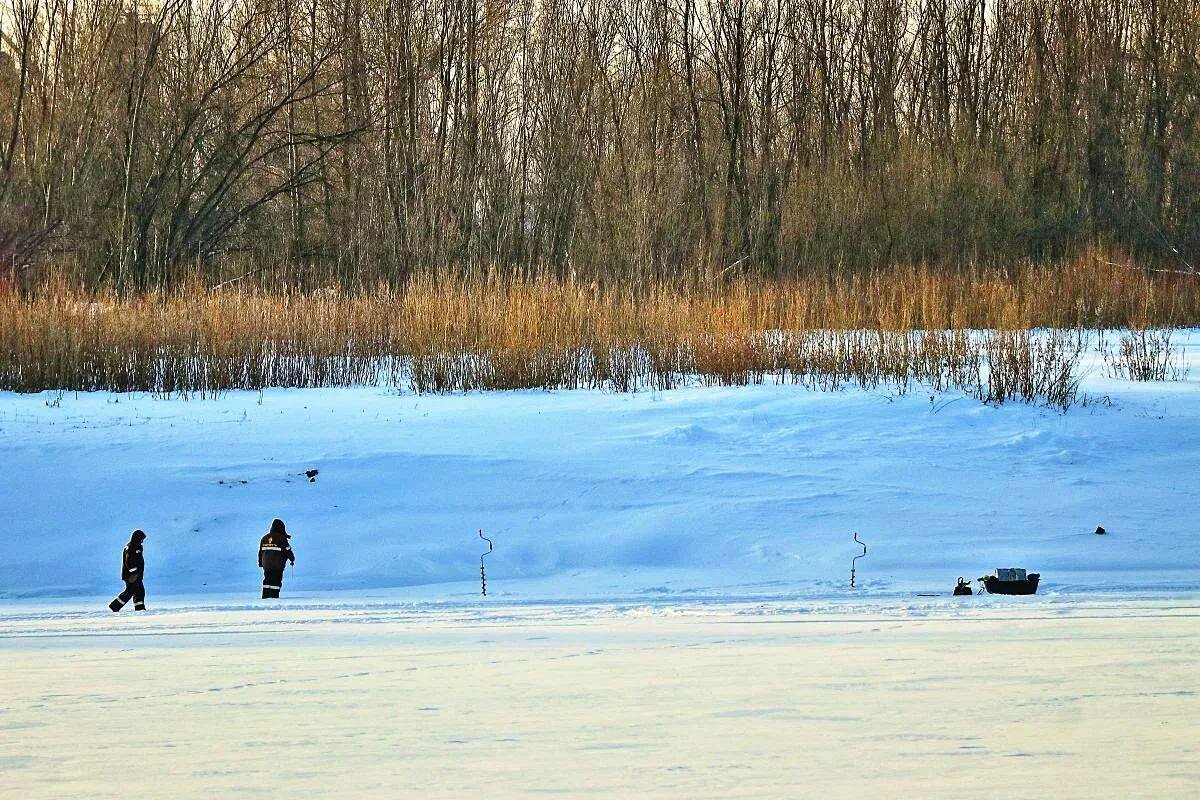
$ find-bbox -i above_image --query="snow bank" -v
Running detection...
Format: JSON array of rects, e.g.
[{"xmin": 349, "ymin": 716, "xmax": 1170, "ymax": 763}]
[{"xmin": 1, "ymin": 331, "xmax": 1197, "ymax": 601}]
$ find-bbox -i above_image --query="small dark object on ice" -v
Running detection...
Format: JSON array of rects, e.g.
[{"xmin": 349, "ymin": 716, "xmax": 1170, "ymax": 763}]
[
  {"xmin": 1095, "ymin": 526, "xmax": 1106, "ymax": 535},
  {"xmin": 304, "ymin": 469, "xmax": 319, "ymax": 482},
  {"xmin": 953, "ymin": 577, "xmax": 973, "ymax": 596},
  {"xmin": 980, "ymin": 568, "xmax": 1040, "ymax": 595}
]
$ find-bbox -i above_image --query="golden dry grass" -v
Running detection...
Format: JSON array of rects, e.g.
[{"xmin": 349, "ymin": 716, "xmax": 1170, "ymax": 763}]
[{"xmin": 1, "ymin": 257, "xmax": 1196, "ymax": 405}]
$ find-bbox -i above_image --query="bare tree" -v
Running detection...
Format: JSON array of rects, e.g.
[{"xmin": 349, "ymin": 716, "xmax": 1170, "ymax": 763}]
[{"xmin": 0, "ymin": 0, "xmax": 1197, "ymax": 287}]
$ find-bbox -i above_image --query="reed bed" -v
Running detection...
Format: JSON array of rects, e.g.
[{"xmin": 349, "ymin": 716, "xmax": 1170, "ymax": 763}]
[{"xmin": 1, "ymin": 260, "xmax": 1196, "ymax": 407}]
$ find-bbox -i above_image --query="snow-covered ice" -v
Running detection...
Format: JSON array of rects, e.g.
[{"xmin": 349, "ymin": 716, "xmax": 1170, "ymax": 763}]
[{"xmin": 2, "ymin": 598, "xmax": 1198, "ymax": 798}]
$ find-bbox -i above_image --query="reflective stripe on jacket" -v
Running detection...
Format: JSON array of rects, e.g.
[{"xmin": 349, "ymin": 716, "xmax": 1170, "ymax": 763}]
[{"xmin": 258, "ymin": 533, "xmax": 294, "ymax": 570}]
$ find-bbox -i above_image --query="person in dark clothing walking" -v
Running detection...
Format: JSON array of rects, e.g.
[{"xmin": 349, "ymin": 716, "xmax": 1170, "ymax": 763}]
[
  {"xmin": 259, "ymin": 519, "xmax": 295, "ymax": 599},
  {"xmin": 109, "ymin": 530, "xmax": 148, "ymax": 612}
]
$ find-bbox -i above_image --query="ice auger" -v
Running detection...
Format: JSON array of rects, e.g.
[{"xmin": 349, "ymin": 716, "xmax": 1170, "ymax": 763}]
[
  {"xmin": 479, "ymin": 530, "xmax": 493, "ymax": 596},
  {"xmin": 850, "ymin": 532, "xmax": 867, "ymax": 589}
]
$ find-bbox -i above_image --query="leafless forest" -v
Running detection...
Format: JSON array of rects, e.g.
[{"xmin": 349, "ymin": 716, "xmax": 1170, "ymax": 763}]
[{"xmin": 0, "ymin": 0, "xmax": 1197, "ymax": 289}]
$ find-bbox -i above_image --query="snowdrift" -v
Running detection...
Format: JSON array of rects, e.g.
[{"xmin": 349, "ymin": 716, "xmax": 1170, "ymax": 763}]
[{"xmin": 2, "ymin": 332, "xmax": 1198, "ymax": 601}]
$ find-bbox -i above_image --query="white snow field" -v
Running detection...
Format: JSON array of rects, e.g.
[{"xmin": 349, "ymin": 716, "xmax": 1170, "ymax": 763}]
[
  {"xmin": 1, "ymin": 599, "xmax": 1198, "ymax": 798},
  {"xmin": 2, "ymin": 331, "xmax": 1199, "ymax": 797}
]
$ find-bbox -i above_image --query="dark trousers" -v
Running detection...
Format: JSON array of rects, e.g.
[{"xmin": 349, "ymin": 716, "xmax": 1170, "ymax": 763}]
[
  {"xmin": 262, "ymin": 567, "xmax": 285, "ymax": 599},
  {"xmin": 109, "ymin": 579, "xmax": 146, "ymax": 611}
]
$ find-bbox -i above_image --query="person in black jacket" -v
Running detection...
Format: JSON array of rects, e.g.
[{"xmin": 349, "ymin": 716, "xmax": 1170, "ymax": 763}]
[
  {"xmin": 259, "ymin": 518, "xmax": 295, "ymax": 599},
  {"xmin": 109, "ymin": 530, "xmax": 148, "ymax": 612}
]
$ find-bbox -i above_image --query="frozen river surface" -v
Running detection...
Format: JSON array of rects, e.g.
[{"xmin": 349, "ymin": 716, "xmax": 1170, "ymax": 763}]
[{"xmin": 3, "ymin": 597, "xmax": 1197, "ymax": 798}]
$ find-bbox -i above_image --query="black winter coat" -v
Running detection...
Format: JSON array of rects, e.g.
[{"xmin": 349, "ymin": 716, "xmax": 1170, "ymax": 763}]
[
  {"xmin": 121, "ymin": 542, "xmax": 145, "ymax": 582},
  {"xmin": 259, "ymin": 532, "xmax": 295, "ymax": 571}
]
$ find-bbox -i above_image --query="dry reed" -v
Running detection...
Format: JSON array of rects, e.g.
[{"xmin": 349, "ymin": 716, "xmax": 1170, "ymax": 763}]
[
  {"xmin": 1, "ymin": 259, "xmax": 1196, "ymax": 406},
  {"xmin": 1104, "ymin": 330, "xmax": 1191, "ymax": 382}
]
